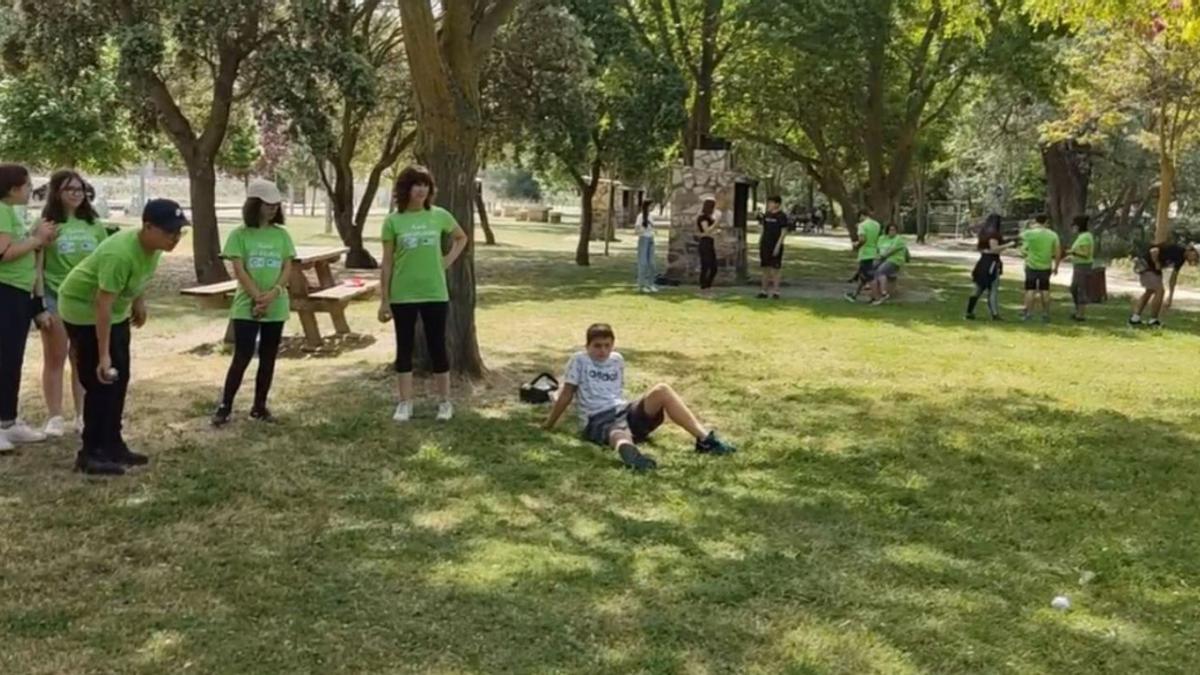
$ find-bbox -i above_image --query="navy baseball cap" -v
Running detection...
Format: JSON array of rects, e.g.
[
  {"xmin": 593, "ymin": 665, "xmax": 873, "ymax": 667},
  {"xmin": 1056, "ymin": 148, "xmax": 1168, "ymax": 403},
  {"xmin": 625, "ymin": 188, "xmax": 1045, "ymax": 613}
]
[{"xmin": 143, "ymin": 199, "xmax": 189, "ymax": 233}]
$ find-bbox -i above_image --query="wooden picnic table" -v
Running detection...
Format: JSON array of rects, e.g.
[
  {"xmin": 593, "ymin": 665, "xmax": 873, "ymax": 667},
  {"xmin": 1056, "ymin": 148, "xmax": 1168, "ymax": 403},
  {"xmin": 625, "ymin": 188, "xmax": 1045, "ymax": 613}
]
[{"xmin": 182, "ymin": 245, "xmax": 380, "ymax": 350}]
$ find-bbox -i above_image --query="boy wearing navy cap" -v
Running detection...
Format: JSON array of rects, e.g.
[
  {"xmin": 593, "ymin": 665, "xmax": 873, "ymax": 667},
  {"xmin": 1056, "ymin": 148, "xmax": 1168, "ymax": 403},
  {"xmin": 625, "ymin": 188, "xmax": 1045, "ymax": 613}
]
[{"xmin": 58, "ymin": 199, "xmax": 188, "ymax": 475}]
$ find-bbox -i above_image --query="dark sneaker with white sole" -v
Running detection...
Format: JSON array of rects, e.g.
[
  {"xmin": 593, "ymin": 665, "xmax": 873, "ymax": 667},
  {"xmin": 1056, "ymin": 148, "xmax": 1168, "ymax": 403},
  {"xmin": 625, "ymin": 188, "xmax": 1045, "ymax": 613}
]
[
  {"xmin": 617, "ymin": 443, "xmax": 657, "ymax": 471},
  {"xmin": 695, "ymin": 431, "xmax": 737, "ymax": 455}
]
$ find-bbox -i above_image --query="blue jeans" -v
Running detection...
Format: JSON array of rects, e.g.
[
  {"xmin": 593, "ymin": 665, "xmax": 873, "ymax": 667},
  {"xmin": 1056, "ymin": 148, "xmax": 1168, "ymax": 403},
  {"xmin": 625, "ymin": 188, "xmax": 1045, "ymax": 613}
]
[{"xmin": 636, "ymin": 236, "xmax": 656, "ymax": 288}]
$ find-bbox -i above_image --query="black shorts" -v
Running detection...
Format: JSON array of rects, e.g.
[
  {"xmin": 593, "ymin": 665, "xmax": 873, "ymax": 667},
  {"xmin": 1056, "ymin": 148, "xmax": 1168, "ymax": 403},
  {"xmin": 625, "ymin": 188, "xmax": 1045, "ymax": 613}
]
[
  {"xmin": 582, "ymin": 398, "xmax": 665, "ymax": 446},
  {"xmin": 1025, "ymin": 268, "xmax": 1051, "ymax": 291},
  {"xmin": 856, "ymin": 260, "xmax": 876, "ymax": 282},
  {"xmin": 760, "ymin": 241, "xmax": 784, "ymax": 269}
]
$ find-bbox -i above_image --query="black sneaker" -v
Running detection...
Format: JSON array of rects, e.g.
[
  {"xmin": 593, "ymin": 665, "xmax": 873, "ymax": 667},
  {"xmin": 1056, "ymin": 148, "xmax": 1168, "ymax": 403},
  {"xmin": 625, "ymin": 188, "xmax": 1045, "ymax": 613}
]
[
  {"xmin": 211, "ymin": 405, "xmax": 232, "ymax": 427},
  {"xmin": 74, "ymin": 450, "xmax": 125, "ymax": 476},
  {"xmin": 109, "ymin": 442, "xmax": 149, "ymax": 467},
  {"xmin": 1128, "ymin": 317, "xmax": 1143, "ymax": 327},
  {"xmin": 757, "ymin": 292, "xmax": 768, "ymax": 299},
  {"xmin": 1147, "ymin": 319, "xmax": 1163, "ymax": 329},
  {"xmin": 695, "ymin": 431, "xmax": 737, "ymax": 456},
  {"xmin": 1071, "ymin": 314, "xmax": 1086, "ymax": 322},
  {"xmin": 991, "ymin": 314, "xmax": 1003, "ymax": 321},
  {"xmin": 964, "ymin": 313, "xmax": 976, "ymax": 321},
  {"xmin": 771, "ymin": 294, "xmax": 781, "ymax": 300},
  {"xmin": 249, "ymin": 407, "xmax": 275, "ymax": 423},
  {"xmin": 617, "ymin": 444, "xmax": 657, "ymax": 471},
  {"xmin": 843, "ymin": 292, "xmax": 857, "ymax": 303}
]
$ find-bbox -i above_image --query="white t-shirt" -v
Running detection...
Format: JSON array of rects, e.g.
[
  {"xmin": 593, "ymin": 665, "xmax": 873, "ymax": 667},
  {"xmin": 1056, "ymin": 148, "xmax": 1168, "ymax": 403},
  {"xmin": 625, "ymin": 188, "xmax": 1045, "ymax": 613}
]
[
  {"xmin": 563, "ymin": 350, "xmax": 626, "ymax": 427},
  {"xmin": 636, "ymin": 214, "xmax": 654, "ymax": 238}
]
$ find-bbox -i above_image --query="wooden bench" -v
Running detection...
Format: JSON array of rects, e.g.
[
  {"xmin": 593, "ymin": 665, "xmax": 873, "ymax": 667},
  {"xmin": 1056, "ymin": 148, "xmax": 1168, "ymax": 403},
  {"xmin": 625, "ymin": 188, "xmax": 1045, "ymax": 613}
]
[
  {"xmin": 292, "ymin": 279, "xmax": 380, "ymax": 343},
  {"xmin": 180, "ymin": 280, "xmax": 238, "ymax": 309}
]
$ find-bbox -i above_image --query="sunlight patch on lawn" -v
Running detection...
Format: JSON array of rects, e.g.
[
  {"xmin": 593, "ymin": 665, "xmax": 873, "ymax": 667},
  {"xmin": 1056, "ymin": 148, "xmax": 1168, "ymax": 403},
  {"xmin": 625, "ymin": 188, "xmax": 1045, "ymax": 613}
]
[
  {"xmin": 884, "ymin": 543, "xmax": 978, "ymax": 575},
  {"xmin": 135, "ymin": 629, "xmax": 183, "ymax": 664},
  {"xmin": 772, "ymin": 618, "xmax": 920, "ymax": 674},
  {"xmin": 1036, "ymin": 607, "xmax": 1152, "ymax": 646},
  {"xmin": 428, "ymin": 540, "xmax": 603, "ymax": 589}
]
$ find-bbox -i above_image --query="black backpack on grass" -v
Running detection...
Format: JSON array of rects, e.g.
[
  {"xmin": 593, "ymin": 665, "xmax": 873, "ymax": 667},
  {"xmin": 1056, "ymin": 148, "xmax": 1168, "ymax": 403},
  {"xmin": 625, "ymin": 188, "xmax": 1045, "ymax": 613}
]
[{"xmin": 519, "ymin": 373, "xmax": 559, "ymax": 404}]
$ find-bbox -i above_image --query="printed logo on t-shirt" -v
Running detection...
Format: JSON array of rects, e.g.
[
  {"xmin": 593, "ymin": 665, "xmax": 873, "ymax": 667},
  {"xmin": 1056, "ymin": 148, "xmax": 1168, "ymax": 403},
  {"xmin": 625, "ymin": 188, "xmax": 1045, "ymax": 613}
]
[
  {"xmin": 588, "ymin": 368, "xmax": 619, "ymax": 382},
  {"xmin": 398, "ymin": 222, "xmax": 441, "ymax": 251},
  {"xmin": 247, "ymin": 246, "xmax": 283, "ymax": 270},
  {"xmin": 56, "ymin": 230, "xmax": 100, "ymax": 255}
]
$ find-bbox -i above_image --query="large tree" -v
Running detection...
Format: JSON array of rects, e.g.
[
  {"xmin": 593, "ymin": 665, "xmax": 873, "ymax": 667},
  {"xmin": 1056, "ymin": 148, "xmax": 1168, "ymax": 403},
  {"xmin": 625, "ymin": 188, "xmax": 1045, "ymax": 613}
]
[
  {"xmin": 264, "ymin": 0, "xmax": 415, "ymax": 268},
  {"xmin": 619, "ymin": 0, "xmax": 757, "ymax": 165},
  {"xmin": 0, "ymin": 59, "xmax": 138, "ymax": 172},
  {"xmin": 485, "ymin": 0, "xmax": 686, "ymax": 266},
  {"xmin": 722, "ymin": 0, "xmax": 1029, "ymax": 236},
  {"xmin": 1028, "ymin": 1, "xmax": 1200, "ymax": 242},
  {"xmin": 17, "ymin": 0, "xmax": 281, "ymax": 283},
  {"xmin": 397, "ymin": 0, "xmax": 521, "ymax": 377}
]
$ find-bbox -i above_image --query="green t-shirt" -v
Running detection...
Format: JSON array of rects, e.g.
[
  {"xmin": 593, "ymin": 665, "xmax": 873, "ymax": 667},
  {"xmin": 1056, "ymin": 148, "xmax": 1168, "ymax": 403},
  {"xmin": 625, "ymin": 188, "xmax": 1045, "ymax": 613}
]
[
  {"xmin": 0, "ymin": 201, "xmax": 35, "ymax": 292},
  {"xmin": 857, "ymin": 218, "xmax": 882, "ymax": 261},
  {"xmin": 878, "ymin": 234, "xmax": 909, "ymax": 268},
  {"xmin": 43, "ymin": 217, "xmax": 110, "ymax": 293},
  {"xmin": 1069, "ymin": 231, "xmax": 1095, "ymax": 265},
  {"xmin": 58, "ymin": 229, "xmax": 161, "ymax": 325},
  {"xmin": 222, "ymin": 225, "xmax": 297, "ymax": 322},
  {"xmin": 1021, "ymin": 227, "xmax": 1060, "ymax": 271},
  {"xmin": 382, "ymin": 207, "xmax": 458, "ymax": 304}
]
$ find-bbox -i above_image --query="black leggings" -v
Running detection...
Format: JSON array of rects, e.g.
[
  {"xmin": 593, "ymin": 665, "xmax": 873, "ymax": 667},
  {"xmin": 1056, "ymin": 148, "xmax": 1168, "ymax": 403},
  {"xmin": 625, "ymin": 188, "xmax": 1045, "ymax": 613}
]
[
  {"xmin": 0, "ymin": 283, "xmax": 33, "ymax": 422},
  {"xmin": 392, "ymin": 302, "xmax": 449, "ymax": 374},
  {"xmin": 221, "ymin": 320, "xmax": 285, "ymax": 410},
  {"xmin": 698, "ymin": 238, "xmax": 718, "ymax": 289}
]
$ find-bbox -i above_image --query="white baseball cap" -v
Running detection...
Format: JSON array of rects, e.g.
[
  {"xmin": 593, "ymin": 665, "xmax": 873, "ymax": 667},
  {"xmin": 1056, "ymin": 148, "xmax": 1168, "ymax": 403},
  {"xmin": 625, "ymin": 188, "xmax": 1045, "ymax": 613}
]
[{"xmin": 247, "ymin": 179, "xmax": 283, "ymax": 205}]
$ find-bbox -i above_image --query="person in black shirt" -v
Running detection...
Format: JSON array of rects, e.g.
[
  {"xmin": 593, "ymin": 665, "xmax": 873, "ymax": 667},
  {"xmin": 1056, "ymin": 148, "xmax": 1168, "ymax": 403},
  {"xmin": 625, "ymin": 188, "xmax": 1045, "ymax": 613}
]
[
  {"xmin": 1129, "ymin": 241, "xmax": 1198, "ymax": 327},
  {"xmin": 964, "ymin": 213, "xmax": 1018, "ymax": 320},
  {"xmin": 758, "ymin": 196, "xmax": 790, "ymax": 299},
  {"xmin": 696, "ymin": 198, "xmax": 719, "ymax": 294}
]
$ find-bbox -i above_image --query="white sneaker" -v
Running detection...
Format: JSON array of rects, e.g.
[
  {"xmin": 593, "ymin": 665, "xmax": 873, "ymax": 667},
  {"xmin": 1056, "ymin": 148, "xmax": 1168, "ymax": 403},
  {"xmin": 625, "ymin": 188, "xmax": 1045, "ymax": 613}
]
[
  {"xmin": 436, "ymin": 401, "xmax": 454, "ymax": 421},
  {"xmin": 392, "ymin": 401, "xmax": 412, "ymax": 423},
  {"xmin": 74, "ymin": 417, "xmax": 84, "ymax": 435},
  {"xmin": 3, "ymin": 421, "xmax": 46, "ymax": 444},
  {"xmin": 43, "ymin": 416, "xmax": 66, "ymax": 437},
  {"xmin": 650, "ymin": 285, "xmax": 660, "ymax": 293},
  {"xmin": 0, "ymin": 433, "xmax": 13, "ymax": 453}
]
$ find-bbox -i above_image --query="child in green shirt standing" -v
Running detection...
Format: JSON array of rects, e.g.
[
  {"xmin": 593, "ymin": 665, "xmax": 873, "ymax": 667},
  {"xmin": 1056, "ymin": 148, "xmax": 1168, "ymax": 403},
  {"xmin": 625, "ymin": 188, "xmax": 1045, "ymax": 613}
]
[
  {"xmin": 212, "ymin": 180, "xmax": 296, "ymax": 426},
  {"xmin": 1065, "ymin": 215, "xmax": 1095, "ymax": 322},
  {"xmin": 36, "ymin": 170, "xmax": 109, "ymax": 437},
  {"xmin": 58, "ymin": 199, "xmax": 187, "ymax": 475},
  {"xmin": 0, "ymin": 163, "xmax": 57, "ymax": 453}
]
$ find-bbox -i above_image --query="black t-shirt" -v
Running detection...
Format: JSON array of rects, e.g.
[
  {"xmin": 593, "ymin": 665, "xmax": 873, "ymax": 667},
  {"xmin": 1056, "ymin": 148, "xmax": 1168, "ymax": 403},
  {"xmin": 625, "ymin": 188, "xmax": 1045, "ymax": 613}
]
[
  {"xmin": 1147, "ymin": 243, "xmax": 1187, "ymax": 271},
  {"xmin": 761, "ymin": 211, "xmax": 790, "ymax": 243},
  {"xmin": 697, "ymin": 214, "xmax": 714, "ymax": 235}
]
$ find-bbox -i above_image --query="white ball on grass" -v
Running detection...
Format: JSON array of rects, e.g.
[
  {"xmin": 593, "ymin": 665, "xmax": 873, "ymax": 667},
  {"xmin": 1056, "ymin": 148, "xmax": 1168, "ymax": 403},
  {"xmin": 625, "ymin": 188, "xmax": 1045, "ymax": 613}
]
[{"xmin": 1051, "ymin": 595, "xmax": 1071, "ymax": 611}]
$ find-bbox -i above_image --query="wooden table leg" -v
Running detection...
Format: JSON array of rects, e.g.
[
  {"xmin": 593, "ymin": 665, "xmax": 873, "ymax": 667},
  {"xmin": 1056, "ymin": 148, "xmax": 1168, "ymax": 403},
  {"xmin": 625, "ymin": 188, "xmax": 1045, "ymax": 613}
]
[
  {"xmin": 331, "ymin": 306, "xmax": 352, "ymax": 334},
  {"xmin": 298, "ymin": 310, "xmax": 323, "ymax": 350},
  {"xmin": 315, "ymin": 261, "xmax": 336, "ymax": 289}
]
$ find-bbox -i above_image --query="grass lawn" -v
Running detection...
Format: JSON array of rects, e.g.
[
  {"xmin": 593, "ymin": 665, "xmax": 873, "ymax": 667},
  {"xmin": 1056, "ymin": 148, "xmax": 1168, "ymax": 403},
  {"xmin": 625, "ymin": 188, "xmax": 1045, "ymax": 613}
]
[{"xmin": 3, "ymin": 217, "xmax": 1200, "ymax": 674}]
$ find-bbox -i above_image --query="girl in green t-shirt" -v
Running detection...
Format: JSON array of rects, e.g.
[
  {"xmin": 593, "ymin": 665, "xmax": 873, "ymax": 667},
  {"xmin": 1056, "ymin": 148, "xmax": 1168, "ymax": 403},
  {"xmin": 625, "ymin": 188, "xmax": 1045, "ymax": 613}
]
[
  {"xmin": 0, "ymin": 163, "xmax": 57, "ymax": 451},
  {"xmin": 377, "ymin": 165, "xmax": 469, "ymax": 423},
  {"xmin": 35, "ymin": 170, "xmax": 109, "ymax": 437},
  {"xmin": 212, "ymin": 180, "xmax": 296, "ymax": 427},
  {"xmin": 1065, "ymin": 215, "xmax": 1095, "ymax": 322}
]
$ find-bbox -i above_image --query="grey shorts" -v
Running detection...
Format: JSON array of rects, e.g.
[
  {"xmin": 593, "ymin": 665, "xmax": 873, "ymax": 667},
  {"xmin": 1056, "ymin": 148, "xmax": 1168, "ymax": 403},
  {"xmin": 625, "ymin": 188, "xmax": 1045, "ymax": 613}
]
[
  {"xmin": 1139, "ymin": 271, "xmax": 1164, "ymax": 292},
  {"xmin": 582, "ymin": 399, "xmax": 665, "ymax": 446},
  {"xmin": 1070, "ymin": 264, "xmax": 1092, "ymax": 305},
  {"xmin": 876, "ymin": 261, "xmax": 900, "ymax": 279},
  {"xmin": 43, "ymin": 290, "xmax": 59, "ymax": 315}
]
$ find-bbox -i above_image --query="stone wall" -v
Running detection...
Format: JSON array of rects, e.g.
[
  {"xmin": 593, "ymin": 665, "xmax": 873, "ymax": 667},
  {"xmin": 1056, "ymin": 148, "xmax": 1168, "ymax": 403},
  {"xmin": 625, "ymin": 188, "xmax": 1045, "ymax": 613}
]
[
  {"xmin": 592, "ymin": 180, "xmax": 646, "ymax": 234},
  {"xmin": 666, "ymin": 153, "xmax": 749, "ymax": 285}
]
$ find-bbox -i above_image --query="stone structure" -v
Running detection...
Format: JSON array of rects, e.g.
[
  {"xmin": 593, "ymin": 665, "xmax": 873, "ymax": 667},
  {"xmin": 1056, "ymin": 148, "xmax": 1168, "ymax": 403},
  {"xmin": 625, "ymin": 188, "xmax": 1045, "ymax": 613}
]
[
  {"xmin": 666, "ymin": 149, "xmax": 755, "ymax": 285},
  {"xmin": 592, "ymin": 178, "xmax": 646, "ymax": 236}
]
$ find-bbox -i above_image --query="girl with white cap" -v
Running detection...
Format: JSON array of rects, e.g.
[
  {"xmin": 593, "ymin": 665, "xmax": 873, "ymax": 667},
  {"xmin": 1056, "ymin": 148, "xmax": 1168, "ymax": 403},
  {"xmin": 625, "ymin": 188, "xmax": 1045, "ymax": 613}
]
[{"xmin": 212, "ymin": 178, "xmax": 296, "ymax": 426}]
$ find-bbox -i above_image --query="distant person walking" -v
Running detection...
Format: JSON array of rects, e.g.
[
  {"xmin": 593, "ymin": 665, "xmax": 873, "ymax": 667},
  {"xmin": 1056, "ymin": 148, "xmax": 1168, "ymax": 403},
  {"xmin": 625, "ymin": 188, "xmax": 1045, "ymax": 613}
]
[{"xmin": 635, "ymin": 200, "xmax": 658, "ymax": 293}]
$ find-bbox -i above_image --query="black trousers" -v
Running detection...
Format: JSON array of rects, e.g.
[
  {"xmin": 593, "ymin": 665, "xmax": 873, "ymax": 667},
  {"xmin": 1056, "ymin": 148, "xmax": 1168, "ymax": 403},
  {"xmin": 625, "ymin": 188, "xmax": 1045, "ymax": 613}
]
[
  {"xmin": 698, "ymin": 238, "xmax": 718, "ymax": 289},
  {"xmin": 0, "ymin": 282, "xmax": 33, "ymax": 422},
  {"xmin": 221, "ymin": 320, "xmax": 285, "ymax": 410},
  {"xmin": 392, "ymin": 302, "xmax": 449, "ymax": 374},
  {"xmin": 65, "ymin": 320, "xmax": 131, "ymax": 454}
]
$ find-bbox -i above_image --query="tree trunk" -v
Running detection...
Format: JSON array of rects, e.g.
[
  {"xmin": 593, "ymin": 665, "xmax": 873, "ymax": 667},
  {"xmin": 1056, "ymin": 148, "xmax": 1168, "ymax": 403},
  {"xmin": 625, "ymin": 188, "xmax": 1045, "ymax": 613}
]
[
  {"xmin": 187, "ymin": 163, "xmax": 229, "ymax": 284},
  {"xmin": 1041, "ymin": 139, "xmax": 1090, "ymax": 237},
  {"xmin": 416, "ymin": 135, "xmax": 485, "ymax": 378},
  {"xmin": 1154, "ymin": 154, "xmax": 1175, "ymax": 243},
  {"xmin": 576, "ymin": 184, "xmax": 596, "ymax": 266},
  {"xmin": 326, "ymin": 159, "xmax": 377, "ymax": 269},
  {"xmin": 475, "ymin": 190, "xmax": 496, "ymax": 245},
  {"xmin": 915, "ymin": 164, "xmax": 928, "ymax": 243}
]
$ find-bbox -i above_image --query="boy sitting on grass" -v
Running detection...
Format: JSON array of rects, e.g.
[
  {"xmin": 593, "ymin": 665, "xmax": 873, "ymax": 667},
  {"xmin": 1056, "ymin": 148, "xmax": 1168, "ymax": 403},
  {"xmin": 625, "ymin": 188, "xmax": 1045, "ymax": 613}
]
[{"xmin": 542, "ymin": 323, "xmax": 736, "ymax": 471}]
